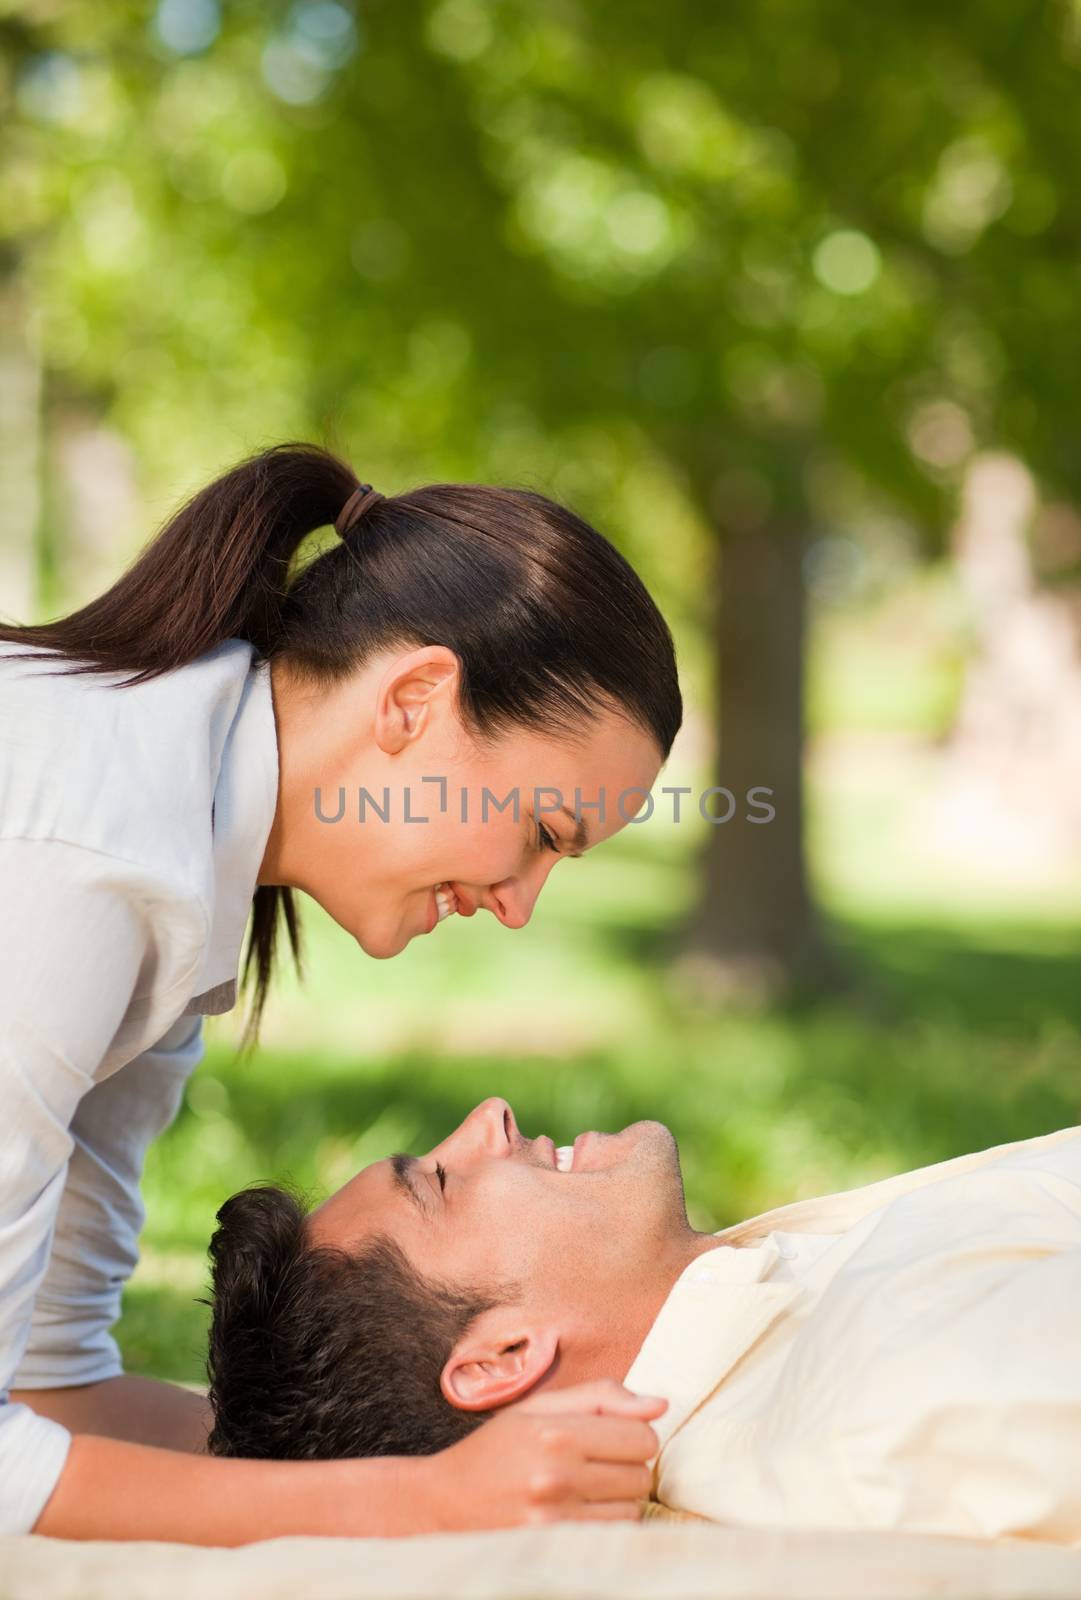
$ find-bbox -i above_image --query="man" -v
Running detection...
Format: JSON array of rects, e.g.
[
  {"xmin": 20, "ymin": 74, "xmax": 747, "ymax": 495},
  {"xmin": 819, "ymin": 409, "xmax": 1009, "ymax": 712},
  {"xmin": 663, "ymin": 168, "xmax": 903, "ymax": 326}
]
[{"xmin": 205, "ymin": 1097, "xmax": 1081, "ymax": 1544}]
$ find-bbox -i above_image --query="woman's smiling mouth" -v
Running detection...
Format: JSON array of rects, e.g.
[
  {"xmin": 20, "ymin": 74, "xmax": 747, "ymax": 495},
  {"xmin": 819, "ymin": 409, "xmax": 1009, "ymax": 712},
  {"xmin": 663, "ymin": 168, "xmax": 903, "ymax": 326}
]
[{"xmin": 434, "ymin": 882, "xmax": 459, "ymax": 922}]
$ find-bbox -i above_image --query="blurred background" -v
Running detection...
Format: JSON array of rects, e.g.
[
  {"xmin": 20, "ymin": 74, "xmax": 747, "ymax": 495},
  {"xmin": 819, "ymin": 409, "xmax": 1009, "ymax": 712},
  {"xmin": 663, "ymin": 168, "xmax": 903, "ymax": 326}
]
[{"xmin": 3, "ymin": 0, "xmax": 1080, "ymax": 1384}]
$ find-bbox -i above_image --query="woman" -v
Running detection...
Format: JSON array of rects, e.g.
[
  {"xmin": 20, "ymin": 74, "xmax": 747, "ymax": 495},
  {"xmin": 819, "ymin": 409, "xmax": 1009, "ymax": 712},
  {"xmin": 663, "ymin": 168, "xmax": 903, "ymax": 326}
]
[{"xmin": 0, "ymin": 443, "xmax": 679, "ymax": 1544}]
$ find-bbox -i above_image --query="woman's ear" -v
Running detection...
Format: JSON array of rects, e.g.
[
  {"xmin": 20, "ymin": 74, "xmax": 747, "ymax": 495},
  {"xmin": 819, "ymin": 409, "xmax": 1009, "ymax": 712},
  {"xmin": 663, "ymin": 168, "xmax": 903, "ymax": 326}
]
[
  {"xmin": 374, "ymin": 646, "xmax": 460, "ymax": 753},
  {"xmin": 440, "ymin": 1316, "xmax": 559, "ymax": 1412}
]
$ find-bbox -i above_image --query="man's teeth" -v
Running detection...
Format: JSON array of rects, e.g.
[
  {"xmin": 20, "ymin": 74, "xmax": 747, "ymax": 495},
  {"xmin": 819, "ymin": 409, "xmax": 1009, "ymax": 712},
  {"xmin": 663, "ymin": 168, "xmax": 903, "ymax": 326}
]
[
  {"xmin": 554, "ymin": 1146, "xmax": 574, "ymax": 1173},
  {"xmin": 434, "ymin": 884, "xmax": 456, "ymax": 921}
]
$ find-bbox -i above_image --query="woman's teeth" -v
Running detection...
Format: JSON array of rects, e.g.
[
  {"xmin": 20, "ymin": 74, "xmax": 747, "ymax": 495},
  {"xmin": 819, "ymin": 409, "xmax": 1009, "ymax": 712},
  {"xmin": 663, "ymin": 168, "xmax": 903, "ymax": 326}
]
[
  {"xmin": 555, "ymin": 1146, "xmax": 574, "ymax": 1173},
  {"xmin": 434, "ymin": 884, "xmax": 458, "ymax": 922}
]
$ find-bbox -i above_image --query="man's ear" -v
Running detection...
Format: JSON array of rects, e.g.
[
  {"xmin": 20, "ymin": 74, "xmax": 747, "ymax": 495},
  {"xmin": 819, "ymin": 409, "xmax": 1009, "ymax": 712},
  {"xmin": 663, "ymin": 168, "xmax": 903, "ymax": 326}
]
[
  {"xmin": 374, "ymin": 647, "xmax": 460, "ymax": 754},
  {"xmin": 440, "ymin": 1312, "xmax": 559, "ymax": 1412}
]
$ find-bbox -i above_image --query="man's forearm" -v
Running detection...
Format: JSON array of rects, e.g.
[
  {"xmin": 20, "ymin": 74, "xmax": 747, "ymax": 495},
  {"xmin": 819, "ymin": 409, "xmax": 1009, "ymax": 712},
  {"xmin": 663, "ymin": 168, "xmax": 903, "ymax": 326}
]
[
  {"xmin": 34, "ymin": 1433, "xmax": 424, "ymax": 1543},
  {"xmin": 11, "ymin": 1376, "xmax": 212, "ymax": 1453}
]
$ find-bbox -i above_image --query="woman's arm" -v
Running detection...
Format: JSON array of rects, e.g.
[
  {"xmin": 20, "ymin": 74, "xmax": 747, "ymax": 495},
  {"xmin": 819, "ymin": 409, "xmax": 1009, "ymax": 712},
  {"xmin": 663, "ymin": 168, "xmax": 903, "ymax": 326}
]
[
  {"xmin": 34, "ymin": 1433, "xmax": 422, "ymax": 1543},
  {"xmin": 11, "ymin": 1006, "xmax": 208, "ymax": 1408},
  {"xmin": 34, "ymin": 1381, "xmax": 665, "ymax": 1542},
  {"xmin": 9, "ymin": 1006, "xmax": 213, "ymax": 1460},
  {"xmin": 10, "ymin": 1376, "xmax": 212, "ymax": 1453}
]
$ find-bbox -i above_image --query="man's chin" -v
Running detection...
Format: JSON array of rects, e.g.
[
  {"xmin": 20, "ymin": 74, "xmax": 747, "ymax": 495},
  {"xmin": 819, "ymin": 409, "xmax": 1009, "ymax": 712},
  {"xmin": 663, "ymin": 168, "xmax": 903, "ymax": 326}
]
[
  {"xmin": 573, "ymin": 1119, "xmax": 681, "ymax": 1177},
  {"xmin": 628, "ymin": 1119, "xmax": 691, "ymax": 1224},
  {"xmin": 622, "ymin": 1118, "xmax": 681, "ymax": 1168}
]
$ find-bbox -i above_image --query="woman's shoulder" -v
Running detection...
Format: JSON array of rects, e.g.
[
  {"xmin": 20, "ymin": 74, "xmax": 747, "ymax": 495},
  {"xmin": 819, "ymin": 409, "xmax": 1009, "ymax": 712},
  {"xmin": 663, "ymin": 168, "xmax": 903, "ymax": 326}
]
[
  {"xmin": 0, "ymin": 636, "xmax": 256, "ymax": 712},
  {"xmin": 0, "ymin": 639, "xmax": 262, "ymax": 902}
]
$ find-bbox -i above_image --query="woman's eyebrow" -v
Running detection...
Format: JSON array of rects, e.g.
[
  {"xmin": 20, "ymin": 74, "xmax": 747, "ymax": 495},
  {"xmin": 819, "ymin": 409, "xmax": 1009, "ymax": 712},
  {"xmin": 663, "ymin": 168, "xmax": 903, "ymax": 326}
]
[
  {"xmin": 560, "ymin": 807, "xmax": 590, "ymax": 856},
  {"xmin": 389, "ymin": 1152, "xmax": 432, "ymax": 1216}
]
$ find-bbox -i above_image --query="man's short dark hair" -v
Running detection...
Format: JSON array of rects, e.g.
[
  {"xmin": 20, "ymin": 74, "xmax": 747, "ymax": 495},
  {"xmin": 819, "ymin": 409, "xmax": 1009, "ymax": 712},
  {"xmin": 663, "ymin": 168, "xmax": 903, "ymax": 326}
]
[{"xmin": 204, "ymin": 1185, "xmax": 504, "ymax": 1459}]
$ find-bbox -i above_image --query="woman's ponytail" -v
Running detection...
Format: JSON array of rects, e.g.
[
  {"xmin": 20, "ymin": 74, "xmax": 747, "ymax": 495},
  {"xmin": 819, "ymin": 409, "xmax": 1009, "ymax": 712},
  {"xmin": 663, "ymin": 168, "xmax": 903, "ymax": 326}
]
[
  {"xmin": 0, "ymin": 443, "xmax": 359, "ymax": 683},
  {"xmin": 0, "ymin": 443, "xmax": 363, "ymax": 1051}
]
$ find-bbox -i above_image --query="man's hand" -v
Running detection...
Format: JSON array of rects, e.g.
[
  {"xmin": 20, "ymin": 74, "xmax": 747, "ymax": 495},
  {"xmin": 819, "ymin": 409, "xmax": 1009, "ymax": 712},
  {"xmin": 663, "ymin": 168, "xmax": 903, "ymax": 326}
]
[{"xmin": 419, "ymin": 1379, "xmax": 667, "ymax": 1530}]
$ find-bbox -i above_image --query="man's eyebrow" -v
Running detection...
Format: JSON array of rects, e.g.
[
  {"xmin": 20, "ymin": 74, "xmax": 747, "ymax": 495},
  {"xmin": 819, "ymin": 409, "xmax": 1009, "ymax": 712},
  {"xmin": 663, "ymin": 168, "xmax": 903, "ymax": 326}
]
[
  {"xmin": 560, "ymin": 807, "xmax": 590, "ymax": 856},
  {"xmin": 390, "ymin": 1152, "xmax": 431, "ymax": 1216}
]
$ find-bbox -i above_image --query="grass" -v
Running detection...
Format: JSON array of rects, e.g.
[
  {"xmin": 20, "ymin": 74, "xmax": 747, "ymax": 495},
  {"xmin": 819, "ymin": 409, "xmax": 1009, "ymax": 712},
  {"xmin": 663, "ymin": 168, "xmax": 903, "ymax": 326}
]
[{"xmin": 116, "ymin": 736, "xmax": 1081, "ymax": 1385}]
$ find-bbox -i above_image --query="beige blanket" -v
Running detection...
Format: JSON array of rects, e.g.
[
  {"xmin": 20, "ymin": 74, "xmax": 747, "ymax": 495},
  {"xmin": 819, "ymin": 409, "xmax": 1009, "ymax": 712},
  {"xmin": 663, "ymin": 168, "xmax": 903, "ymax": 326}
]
[{"xmin": 3, "ymin": 1515, "xmax": 1080, "ymax": 1600}]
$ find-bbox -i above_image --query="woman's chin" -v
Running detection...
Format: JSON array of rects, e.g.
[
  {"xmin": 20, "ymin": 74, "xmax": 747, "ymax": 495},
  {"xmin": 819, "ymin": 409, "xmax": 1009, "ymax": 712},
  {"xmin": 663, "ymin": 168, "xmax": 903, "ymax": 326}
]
[
  {"xmin": 353, "ymin": 922, "xmax": 422, "ymax": 959},
  {"xmin": 351, "ymin": 928, "xmax": 401, "ymax": 959},
  {"xmin": 349, "ymin": 893, "xmax": 439, "ymax": 957}
]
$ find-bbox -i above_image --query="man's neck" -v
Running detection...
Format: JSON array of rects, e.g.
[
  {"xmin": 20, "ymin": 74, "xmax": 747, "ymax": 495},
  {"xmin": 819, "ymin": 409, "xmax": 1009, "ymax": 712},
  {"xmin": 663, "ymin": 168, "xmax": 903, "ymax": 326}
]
[
  {"xmin": 532, "ymin": 1232, "xmax": 730, "ymax": 1399},
  {"xmin": 656, "ymin": 1229, "xmax": 729, "ymax": 1294},
  {"xmin": 596, "ymin": 1231, "xmax": 728, "ymax": 1383}
]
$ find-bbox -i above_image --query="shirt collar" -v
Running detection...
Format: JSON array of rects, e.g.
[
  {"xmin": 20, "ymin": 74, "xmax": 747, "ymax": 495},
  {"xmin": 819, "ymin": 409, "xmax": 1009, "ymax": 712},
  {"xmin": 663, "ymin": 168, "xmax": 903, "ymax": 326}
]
[
  {"xmin": 186, "ymin": 651, "xmax": 279, "ymax": 1014},
  {"xmin": 624, "ymin": 1237, "xmax": 801, "ymax": 1461}
]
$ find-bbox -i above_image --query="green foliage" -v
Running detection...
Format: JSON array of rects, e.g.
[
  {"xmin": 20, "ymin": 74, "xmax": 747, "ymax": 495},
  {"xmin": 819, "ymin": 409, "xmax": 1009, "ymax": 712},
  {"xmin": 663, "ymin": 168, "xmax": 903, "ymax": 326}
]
[{"xmin": 6, "ymin": 0, "xmax": 1081, "ymax": 586}]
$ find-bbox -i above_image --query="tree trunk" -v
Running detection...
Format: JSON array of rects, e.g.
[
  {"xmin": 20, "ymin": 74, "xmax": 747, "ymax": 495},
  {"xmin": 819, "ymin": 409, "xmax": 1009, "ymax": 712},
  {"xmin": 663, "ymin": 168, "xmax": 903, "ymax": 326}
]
[{"xmin": 681, "ymin": 521, "xmax": 840, "ymax": 1002}]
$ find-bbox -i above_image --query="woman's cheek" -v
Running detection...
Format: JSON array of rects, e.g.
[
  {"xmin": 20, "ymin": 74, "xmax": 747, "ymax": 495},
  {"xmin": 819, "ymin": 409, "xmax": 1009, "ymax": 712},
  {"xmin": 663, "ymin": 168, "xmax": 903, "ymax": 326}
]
[{"xmin": 461, "ymin": 821, "xmax": 524, "ymax": 881}]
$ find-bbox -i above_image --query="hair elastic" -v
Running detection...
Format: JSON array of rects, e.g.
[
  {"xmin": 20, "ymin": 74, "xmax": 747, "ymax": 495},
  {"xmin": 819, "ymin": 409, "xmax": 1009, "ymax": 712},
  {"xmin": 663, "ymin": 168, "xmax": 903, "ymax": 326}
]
[{"xmin": 336, "ymin": 483, "xmax": 386, "ymax": 539}]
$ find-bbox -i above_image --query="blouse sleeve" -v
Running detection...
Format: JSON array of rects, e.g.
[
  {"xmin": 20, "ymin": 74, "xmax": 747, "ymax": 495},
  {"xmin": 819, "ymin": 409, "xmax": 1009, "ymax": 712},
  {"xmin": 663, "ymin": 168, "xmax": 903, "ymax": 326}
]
[
  {"xmin": 0, "ymin": 837, "xmax": 201, "ymax": 1534},
  {"xmin": 12, "ymin": 1009, "xmax": 205, "ymax": 1391}
]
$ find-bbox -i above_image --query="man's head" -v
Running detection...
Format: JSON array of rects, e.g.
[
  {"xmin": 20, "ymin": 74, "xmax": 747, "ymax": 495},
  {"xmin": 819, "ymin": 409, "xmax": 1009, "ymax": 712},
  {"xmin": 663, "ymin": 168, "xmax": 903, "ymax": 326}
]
[{"xmin": 206, "ymin": 1097, "xmax": 708, "ymax": 1459}]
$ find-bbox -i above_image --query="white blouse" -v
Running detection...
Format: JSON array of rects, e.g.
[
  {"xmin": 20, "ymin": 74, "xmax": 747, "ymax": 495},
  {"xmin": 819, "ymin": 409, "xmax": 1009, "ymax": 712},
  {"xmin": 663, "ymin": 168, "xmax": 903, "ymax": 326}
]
[{"xmin": 0, "ymin": 638, "xmax": 279, "ymax": 1534}]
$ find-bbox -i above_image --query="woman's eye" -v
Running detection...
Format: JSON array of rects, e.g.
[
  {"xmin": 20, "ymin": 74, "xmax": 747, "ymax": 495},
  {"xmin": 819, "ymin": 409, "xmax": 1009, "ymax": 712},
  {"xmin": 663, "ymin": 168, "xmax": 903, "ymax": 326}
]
[
  {"xmin": 536, "ymin": 823, "xmax": 558, "ymax": 853},
  {"xmin": 435, "ymin": 1162, "xmax": 447, "ymax": 1193}
]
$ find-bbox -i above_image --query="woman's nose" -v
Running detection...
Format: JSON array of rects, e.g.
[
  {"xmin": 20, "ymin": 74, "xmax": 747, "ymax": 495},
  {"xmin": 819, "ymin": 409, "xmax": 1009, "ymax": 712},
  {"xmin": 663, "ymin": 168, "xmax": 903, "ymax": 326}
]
[{"xmin": 488, "ymin": 855, "xmax": 558, "ymax": 929}]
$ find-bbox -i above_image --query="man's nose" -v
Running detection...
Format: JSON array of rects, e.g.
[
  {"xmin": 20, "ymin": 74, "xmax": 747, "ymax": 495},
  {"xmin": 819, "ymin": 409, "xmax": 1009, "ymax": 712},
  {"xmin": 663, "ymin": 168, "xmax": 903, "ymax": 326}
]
[{"xmin": 429, "ymin": 1097, "xmax": 516, "ymax": 1164}]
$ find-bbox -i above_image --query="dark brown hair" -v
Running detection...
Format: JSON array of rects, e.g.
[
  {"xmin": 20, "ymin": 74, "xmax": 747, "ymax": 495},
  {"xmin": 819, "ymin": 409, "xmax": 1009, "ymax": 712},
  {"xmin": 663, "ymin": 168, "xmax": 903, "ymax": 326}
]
[
  {"xmin": 0, "ymin": 443, "xmax": 682, "ymax": 1040},
  {"xmin": 204, "ymin": 1185, "xmax": 500, "ymax": 1459}
]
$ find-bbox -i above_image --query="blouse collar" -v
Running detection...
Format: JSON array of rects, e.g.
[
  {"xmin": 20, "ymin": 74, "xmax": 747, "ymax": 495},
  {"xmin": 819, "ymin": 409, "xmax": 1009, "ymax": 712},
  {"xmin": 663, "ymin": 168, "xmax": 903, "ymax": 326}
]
[{"xmin": 185, "ymin": 648, "xmax": 279, "ymax": 1016}]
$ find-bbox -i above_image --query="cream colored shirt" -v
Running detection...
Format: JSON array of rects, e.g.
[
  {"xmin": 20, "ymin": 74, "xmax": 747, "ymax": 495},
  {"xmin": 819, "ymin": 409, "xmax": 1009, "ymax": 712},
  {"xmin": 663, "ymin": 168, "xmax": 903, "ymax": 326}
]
[
  {"xmin": 626, "ymin": 1125, "xmax": 1081, "ymax": 1544},
  {"xmin": 0, "ymin": 639, "xmax": 278, "ymax": 1534}
]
